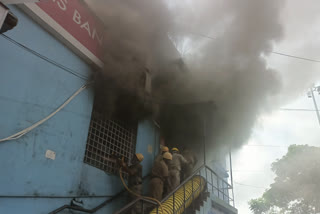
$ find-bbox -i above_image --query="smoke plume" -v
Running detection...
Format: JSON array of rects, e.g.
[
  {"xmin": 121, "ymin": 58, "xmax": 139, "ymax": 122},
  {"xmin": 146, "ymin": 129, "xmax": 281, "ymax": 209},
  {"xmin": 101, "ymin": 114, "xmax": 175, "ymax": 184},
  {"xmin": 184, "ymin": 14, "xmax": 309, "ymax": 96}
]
[
  {"xmin": 86, "ymin": 0, "xmax": 286, "ymax": 154},
  {"xmin": 165, "ymin": 0, "xmax": 285, "ymax": 151}
]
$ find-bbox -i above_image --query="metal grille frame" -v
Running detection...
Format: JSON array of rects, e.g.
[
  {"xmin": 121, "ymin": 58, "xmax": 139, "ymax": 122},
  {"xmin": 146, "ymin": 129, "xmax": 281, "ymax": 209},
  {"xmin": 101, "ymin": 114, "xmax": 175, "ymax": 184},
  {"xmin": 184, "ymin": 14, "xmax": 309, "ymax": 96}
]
[{"xmin": 84, "ymin": 112, "xmax": 137, "ymax": 174}]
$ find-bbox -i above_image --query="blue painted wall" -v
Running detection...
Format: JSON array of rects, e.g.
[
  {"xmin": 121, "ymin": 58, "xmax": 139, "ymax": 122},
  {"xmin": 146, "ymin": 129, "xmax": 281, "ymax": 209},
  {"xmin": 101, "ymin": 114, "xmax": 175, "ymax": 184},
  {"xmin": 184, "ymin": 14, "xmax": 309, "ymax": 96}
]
[
  {"xmin": 136, "ymin": 120, "xmax": 159, "ymax": 177},
  {"xmin": 0, "ymin": 6, "xmax": 159, "ymax": 214},
  {"xmin": 136, "ymin": 120, "xmax": 160, "ymax": 195}
]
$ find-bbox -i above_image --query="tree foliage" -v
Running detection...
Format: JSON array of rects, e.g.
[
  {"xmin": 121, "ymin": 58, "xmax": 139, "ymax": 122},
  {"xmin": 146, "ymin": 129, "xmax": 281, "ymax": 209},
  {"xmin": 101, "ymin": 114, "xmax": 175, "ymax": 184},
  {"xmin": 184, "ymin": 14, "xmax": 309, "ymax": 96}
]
[{"xmin": 249, "ymin": 144, "xmax": 320, "ymax": 214}]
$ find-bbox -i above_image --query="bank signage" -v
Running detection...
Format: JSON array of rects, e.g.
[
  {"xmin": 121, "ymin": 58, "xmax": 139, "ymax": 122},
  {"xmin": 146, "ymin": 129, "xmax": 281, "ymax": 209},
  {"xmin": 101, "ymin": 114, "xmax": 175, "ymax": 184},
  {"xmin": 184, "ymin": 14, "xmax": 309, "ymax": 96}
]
[{"xmin": 21, "ymin": 0, "xmax": 104, "ymax": 67}]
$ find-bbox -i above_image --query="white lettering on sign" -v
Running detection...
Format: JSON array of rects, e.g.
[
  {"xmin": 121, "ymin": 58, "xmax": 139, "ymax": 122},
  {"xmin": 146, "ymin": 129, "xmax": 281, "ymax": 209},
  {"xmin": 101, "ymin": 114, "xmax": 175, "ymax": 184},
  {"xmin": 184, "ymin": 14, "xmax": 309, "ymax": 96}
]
[
  {"xmin": 45, "ymin": 150, "xmax": 56, "ymax": 160},
  {"xmin": 53, "ymin": 0, "xmax": 67, "ymax": 11},
  {"xmin": 92, "ymin": 28, "xmax": 103, "ymax": 45},
  {"xmin": 73, "ymin": 9, "xmax": 81, "ymax": 24},
  {"xmin": 73, "ymin": 9, "xmax": 103, "ymax": 45},
  {"xmin": 22, "ymin": 0, "xmax": 105, "ymax": 67},
  {"xmin": 80, "ymin": 21, "xmax": 91, "ymax": 37}
]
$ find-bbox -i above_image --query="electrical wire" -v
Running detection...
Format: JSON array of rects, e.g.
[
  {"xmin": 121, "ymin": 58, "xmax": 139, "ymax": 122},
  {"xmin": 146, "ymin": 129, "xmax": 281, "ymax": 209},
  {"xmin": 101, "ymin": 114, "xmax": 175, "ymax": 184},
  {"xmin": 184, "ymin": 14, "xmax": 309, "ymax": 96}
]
[
  {"xmin": 119, "ymin": 167, "xmax": 164, "ymax": 214},
  {"xmin": 234, "ymin": 181, "xmax": 268, "ymax": 189},
  {"xmin": 244, "ymin": 144, "xmax": 288, "ymax": 148},
  {"xmin": 280, "ymin": 108, "xmax": 320, "ymax": 112},
  {"xmin": 182, "ymin": 31, "xmax": 216, "ymax": 40},
  {"xmin": 0, "ymin": 83, "xmax": 91, "ymax": 143},
  {"xmin": 233, "ymin": 170, "xmax": 267, "ymax": 173},
  {"xmin": 3, "ymin": 28, "xmax": 319, "ymax": 83},
  {"xmin": 271, "ymin": 51, "xmax": 320, "ymax": 63},
  {"xmin": 0, "ymin": 34, "xmax": 89, "ymax": 81},
  {"xmin": 177, "ymin": 30, "xmax": 320, "ymax": 64}
]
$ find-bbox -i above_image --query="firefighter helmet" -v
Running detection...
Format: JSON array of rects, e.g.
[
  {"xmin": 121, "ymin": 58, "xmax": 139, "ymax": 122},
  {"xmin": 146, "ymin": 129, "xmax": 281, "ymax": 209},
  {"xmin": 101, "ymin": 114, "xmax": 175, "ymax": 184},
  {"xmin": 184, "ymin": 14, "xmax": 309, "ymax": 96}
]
[
  {"xmin": 172, "ymin": 147, "xmax": 179, "ymax": 152},
  {"xmin": 161, "ymin": 146, "xmax": 169, "ymax": 152},
  {"xmin": 135, "ymin": 153, "xmax": 144, "ymax": 162},
  {"xmin": 163, "ymin": 152, "xmax": 172, "ymax": 160}
]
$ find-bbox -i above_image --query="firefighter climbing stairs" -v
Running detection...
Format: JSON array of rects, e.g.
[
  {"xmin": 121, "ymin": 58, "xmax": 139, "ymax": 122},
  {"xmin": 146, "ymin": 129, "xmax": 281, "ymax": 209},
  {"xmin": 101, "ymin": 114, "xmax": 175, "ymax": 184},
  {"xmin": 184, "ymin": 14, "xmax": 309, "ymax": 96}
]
[{"xmin": 114, "ymin": 164, "xmax": 234, "ymax": 214}]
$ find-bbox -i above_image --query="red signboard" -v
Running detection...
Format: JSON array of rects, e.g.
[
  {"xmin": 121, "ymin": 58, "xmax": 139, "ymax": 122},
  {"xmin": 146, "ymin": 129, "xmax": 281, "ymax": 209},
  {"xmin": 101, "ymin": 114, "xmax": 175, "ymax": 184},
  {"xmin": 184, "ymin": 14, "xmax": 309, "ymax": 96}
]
[{"xmin": 23, "ymin": 0, "xmax": 105, "ymax": 66}]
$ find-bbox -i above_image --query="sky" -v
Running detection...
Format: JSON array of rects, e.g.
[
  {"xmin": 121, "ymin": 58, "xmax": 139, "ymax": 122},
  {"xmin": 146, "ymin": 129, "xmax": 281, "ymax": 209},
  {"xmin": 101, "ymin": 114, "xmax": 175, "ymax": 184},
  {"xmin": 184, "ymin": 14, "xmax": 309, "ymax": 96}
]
[
  {"xmin": 232, "ymin": 94, "xmax": 320, "ymax": 213},
  {"xmin": 232, "ymin": 1, "xmax": 320, "ymax": 213}
]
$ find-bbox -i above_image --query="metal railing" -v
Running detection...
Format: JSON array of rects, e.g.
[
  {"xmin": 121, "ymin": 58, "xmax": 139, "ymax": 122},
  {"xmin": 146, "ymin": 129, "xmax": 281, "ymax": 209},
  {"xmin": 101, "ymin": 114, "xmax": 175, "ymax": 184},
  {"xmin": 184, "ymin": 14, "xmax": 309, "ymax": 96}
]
[
  {"xmin": 156, "ymin": 165, "xmax": 206, "ymax": 214},
  {"xmin": 114, "ymin": 197, "xmax": 158, "ymax": 214},
  {"xmin": 49, "ymin": 174, "xmax": 151, "ymax": 214},
  {"xmin": 114, "ymin": 164, "xmax": 234, "ymax": 214},
  {"xmin": 203, "ymin": 165, "xmax": 234, "ymax": 207}
]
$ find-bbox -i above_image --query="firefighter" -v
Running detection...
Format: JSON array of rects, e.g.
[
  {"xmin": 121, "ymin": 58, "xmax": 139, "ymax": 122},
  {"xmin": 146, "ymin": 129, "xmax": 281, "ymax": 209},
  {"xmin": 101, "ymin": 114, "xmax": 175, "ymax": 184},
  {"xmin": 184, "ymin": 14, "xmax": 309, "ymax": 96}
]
[
  {"xmin": 181, "ymin": 147, "xmax": 198, "ymax": 180},
  {"xmin": 149, "ymin": 152, "xmax": 172, "ymax": 201},
  {"xmin": 120, "ymin": 153, "xmax": 144, "ymax": 214},
  {"xmin": 168, "ymin": 147, "xmax": 188, "ymax": 192},
  {"xmin": 155, "ymin": 145, "xmax": 169, "ymax": 162}
]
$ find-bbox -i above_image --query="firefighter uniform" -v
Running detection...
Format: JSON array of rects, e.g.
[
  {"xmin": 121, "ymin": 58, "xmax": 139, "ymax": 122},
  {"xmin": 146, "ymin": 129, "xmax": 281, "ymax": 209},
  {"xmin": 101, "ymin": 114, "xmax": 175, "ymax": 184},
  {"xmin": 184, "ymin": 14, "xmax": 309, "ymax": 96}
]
[
  {"xmin": 149, "ymin": 153, "xmax": 171, "ymax": 201},
  {"xmin": 182, "ymin": 149, "xmax": 198, "ymax": 180},
  {"xmin": 124, "ymin": 154, "xmax": 144, "ymax": 214},
  {"xmin": 155, "ymin": 146, "xmax": 169, "ymax": 162},
  {"xmin": 168, "ymin": 148, "xmax": 188, "ymax": 192}
]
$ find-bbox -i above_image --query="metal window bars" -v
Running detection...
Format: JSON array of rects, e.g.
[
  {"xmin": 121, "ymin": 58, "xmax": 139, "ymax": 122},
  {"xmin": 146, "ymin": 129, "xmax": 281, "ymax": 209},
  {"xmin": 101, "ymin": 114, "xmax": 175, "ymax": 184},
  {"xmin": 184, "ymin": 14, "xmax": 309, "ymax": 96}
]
[
  {"xmin": 84, "ymin": 112, "xmax": 137, "ymax": 174},
  {"xmin": 114, "ymin": 164, "xmax": 235, "ymax": 214}
]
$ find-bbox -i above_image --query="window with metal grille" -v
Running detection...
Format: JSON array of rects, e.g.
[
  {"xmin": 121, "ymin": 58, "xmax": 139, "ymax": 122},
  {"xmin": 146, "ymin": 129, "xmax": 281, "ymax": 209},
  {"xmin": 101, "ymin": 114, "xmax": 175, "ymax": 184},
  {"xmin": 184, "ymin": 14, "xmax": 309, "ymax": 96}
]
[{"xmin": 84, "ymin": 112, "xmax": 137, "ymax": 174}]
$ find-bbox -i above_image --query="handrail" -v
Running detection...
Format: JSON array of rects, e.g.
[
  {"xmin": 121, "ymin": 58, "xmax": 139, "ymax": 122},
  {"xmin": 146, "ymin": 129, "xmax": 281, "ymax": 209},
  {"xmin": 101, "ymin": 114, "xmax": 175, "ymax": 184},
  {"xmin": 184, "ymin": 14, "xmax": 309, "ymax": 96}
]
[
  {"xmin": 161, "ymin": 164, "xmax": 206, "ymax": 202},
  {"xmin": 48, "ymin": 190, "xmax": 123, "ymax": 214},
  {"xmin": 114, "ymin": 164, "xmax": 235, "ymax": 214},
  {"xmin": 203, "ymin": 165, "xmax": 235, "ymax": 205},
  {"xmin": 158, "ymin": 164, "xmax": 235, "ymax": 212},
  {"xmin": 49, "ymin": 195, "xmax": 116, "ymax": 214},
  {"xmin": 205, "ymin": 165, "xmax": 233, "ymax": 189},
  {"xmin": 49, "ymin": 174, "xmax": 151, "ymax": 214},
  {"xmin": 113, "ymin": 165, "xmax": 207, "ymax": 214},
  {"xmin": 161, "ymin": 164, "xmax": 232, "ymax": 203},
  {"xmin": 114, "ymin": 197, "xmax": 157, "ymax": 214},
  {"xmin": 151, "ymin": 164, "xmax": 234, "ymax": 214}
]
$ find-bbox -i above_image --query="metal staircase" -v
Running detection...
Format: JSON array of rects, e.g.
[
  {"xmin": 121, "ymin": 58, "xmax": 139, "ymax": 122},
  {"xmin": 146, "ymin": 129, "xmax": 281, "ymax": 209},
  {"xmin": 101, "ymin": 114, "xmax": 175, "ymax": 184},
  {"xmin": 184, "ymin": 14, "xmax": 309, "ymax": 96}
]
[{"xmin": 114, "ymin": 164, "xmax": 234, "ymax": 214}]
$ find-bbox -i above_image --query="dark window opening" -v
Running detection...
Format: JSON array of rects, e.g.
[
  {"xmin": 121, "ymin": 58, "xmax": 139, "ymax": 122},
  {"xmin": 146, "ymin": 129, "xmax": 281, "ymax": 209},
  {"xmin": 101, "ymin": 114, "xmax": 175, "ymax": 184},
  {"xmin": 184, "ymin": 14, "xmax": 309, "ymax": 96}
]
[{"xmin": 84, "ymin": 111, "xmax": 137, "ymax": 175}]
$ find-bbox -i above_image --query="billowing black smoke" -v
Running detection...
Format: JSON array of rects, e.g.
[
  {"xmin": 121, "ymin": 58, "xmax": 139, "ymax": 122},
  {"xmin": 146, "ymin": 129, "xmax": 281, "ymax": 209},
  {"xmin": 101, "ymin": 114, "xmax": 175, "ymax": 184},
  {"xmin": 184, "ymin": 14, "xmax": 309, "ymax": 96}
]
[{"xmin": 86, "ymin": 0, "xmax": 285, "ymax": 156}]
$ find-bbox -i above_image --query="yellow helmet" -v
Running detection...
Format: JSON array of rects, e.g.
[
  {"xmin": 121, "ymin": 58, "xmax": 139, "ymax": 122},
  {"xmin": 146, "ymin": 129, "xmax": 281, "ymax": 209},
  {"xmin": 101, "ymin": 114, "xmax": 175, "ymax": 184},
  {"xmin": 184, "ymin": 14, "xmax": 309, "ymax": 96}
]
[
  {"xmin": 172, "ymin": 147, "xmax": 179, "ymax": 152},
  {"xmin": 161, "ymin": 146, "xmax": 169, "ymax": 152},
  {"xmin": 135, "ymin": 153, "xmax": 144, "ymax": 162},
  {"xmin": 163, "ymin": 152, "xmax": 172, "ymax": 160}
]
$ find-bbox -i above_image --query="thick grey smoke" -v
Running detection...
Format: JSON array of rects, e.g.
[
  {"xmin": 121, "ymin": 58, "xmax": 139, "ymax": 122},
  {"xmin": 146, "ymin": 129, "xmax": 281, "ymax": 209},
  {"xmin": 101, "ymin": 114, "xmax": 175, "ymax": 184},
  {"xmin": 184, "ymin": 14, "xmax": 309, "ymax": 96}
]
[
  {"xmin": 163, "ymin": 0, "xmax": 285, "ymax": 152},
  {"xmin": 86, "ymin": 0, "xmax": 175, "ymax": 121},
  {"xmin": 86, "ymin": 0, "xmax": 285, "ymax": 154}
]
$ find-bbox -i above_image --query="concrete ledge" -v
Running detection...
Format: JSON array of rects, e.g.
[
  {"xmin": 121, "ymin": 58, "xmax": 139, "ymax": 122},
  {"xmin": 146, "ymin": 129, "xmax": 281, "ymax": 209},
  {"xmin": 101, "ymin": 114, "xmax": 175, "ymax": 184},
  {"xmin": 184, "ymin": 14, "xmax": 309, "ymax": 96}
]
[{"xmin": 211, "ymin": 195, "xmax": 238, "ymax": 214}]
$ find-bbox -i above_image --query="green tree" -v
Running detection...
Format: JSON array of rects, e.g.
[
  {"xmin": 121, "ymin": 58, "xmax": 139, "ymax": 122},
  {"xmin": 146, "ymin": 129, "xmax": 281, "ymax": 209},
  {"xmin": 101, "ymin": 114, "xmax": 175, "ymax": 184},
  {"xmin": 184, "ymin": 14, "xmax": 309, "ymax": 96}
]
[{"xmin": 249, "ymin": 144, "xmax": 320, "ymax": 214}]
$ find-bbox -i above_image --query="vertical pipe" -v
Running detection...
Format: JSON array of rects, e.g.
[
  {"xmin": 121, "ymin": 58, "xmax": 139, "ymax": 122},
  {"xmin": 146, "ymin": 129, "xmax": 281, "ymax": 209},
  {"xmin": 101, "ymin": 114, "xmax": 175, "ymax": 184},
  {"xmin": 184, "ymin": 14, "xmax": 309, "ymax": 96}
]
[
  {"xmin": 217, "ymin": 177, "xmax": 220, "ymax": 199},
  {"xmin": 173, "ymin": 192, "xmax": 175, "ymax": 214},
  {"xmin": 192, "ymin": 178, "xmax": 194, "ymax": 200},
  {"xmin": 183, "ymin": 184, "xmax": 186, "ymax": 213},
  {"xmin": 192, "ymin": 178, "xmax": 194, "ymax": 211},
  {"xmin": 153, "ymin": 121, "xmax": 159, "ymax": 161},
  {"xmin": 211, "ymin": 171, "xmax": 214, "ymax": 193},
  {"xmin": 200, "ymin": 172, "xmax": 202, "ymax": 198},
  {"xmin": 142, "ymin": 200, "xmax": 144, "ymax": 214},
  {"xmin": 203, "ymin": 112, "xmax": 207, "ymax": 165},
  {"xmin": 222, "ymin": 186, "xmax": 225, "ymax": 201},
  {"xmin": 310, "ymin": 88, "xmax": 320, "ymax": 126},
  {"xmin": 229, "ymin": 149, "xmax": 235, "ymax": 207},
  {"xmin": 205, "ymin": 168, "xmax": 208, "ymax": 191}
]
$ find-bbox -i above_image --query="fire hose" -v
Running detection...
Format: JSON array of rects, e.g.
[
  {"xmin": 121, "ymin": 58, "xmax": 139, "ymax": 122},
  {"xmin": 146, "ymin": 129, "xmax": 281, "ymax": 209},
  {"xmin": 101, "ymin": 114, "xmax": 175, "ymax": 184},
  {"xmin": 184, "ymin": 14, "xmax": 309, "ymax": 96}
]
[
  {"xmin": 119, "ymin": 167, "xmax": 164, "ymax": 214},
  {"xmin": 149, "ymin": 175, "xmax": 205, "ymax": 214}
]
